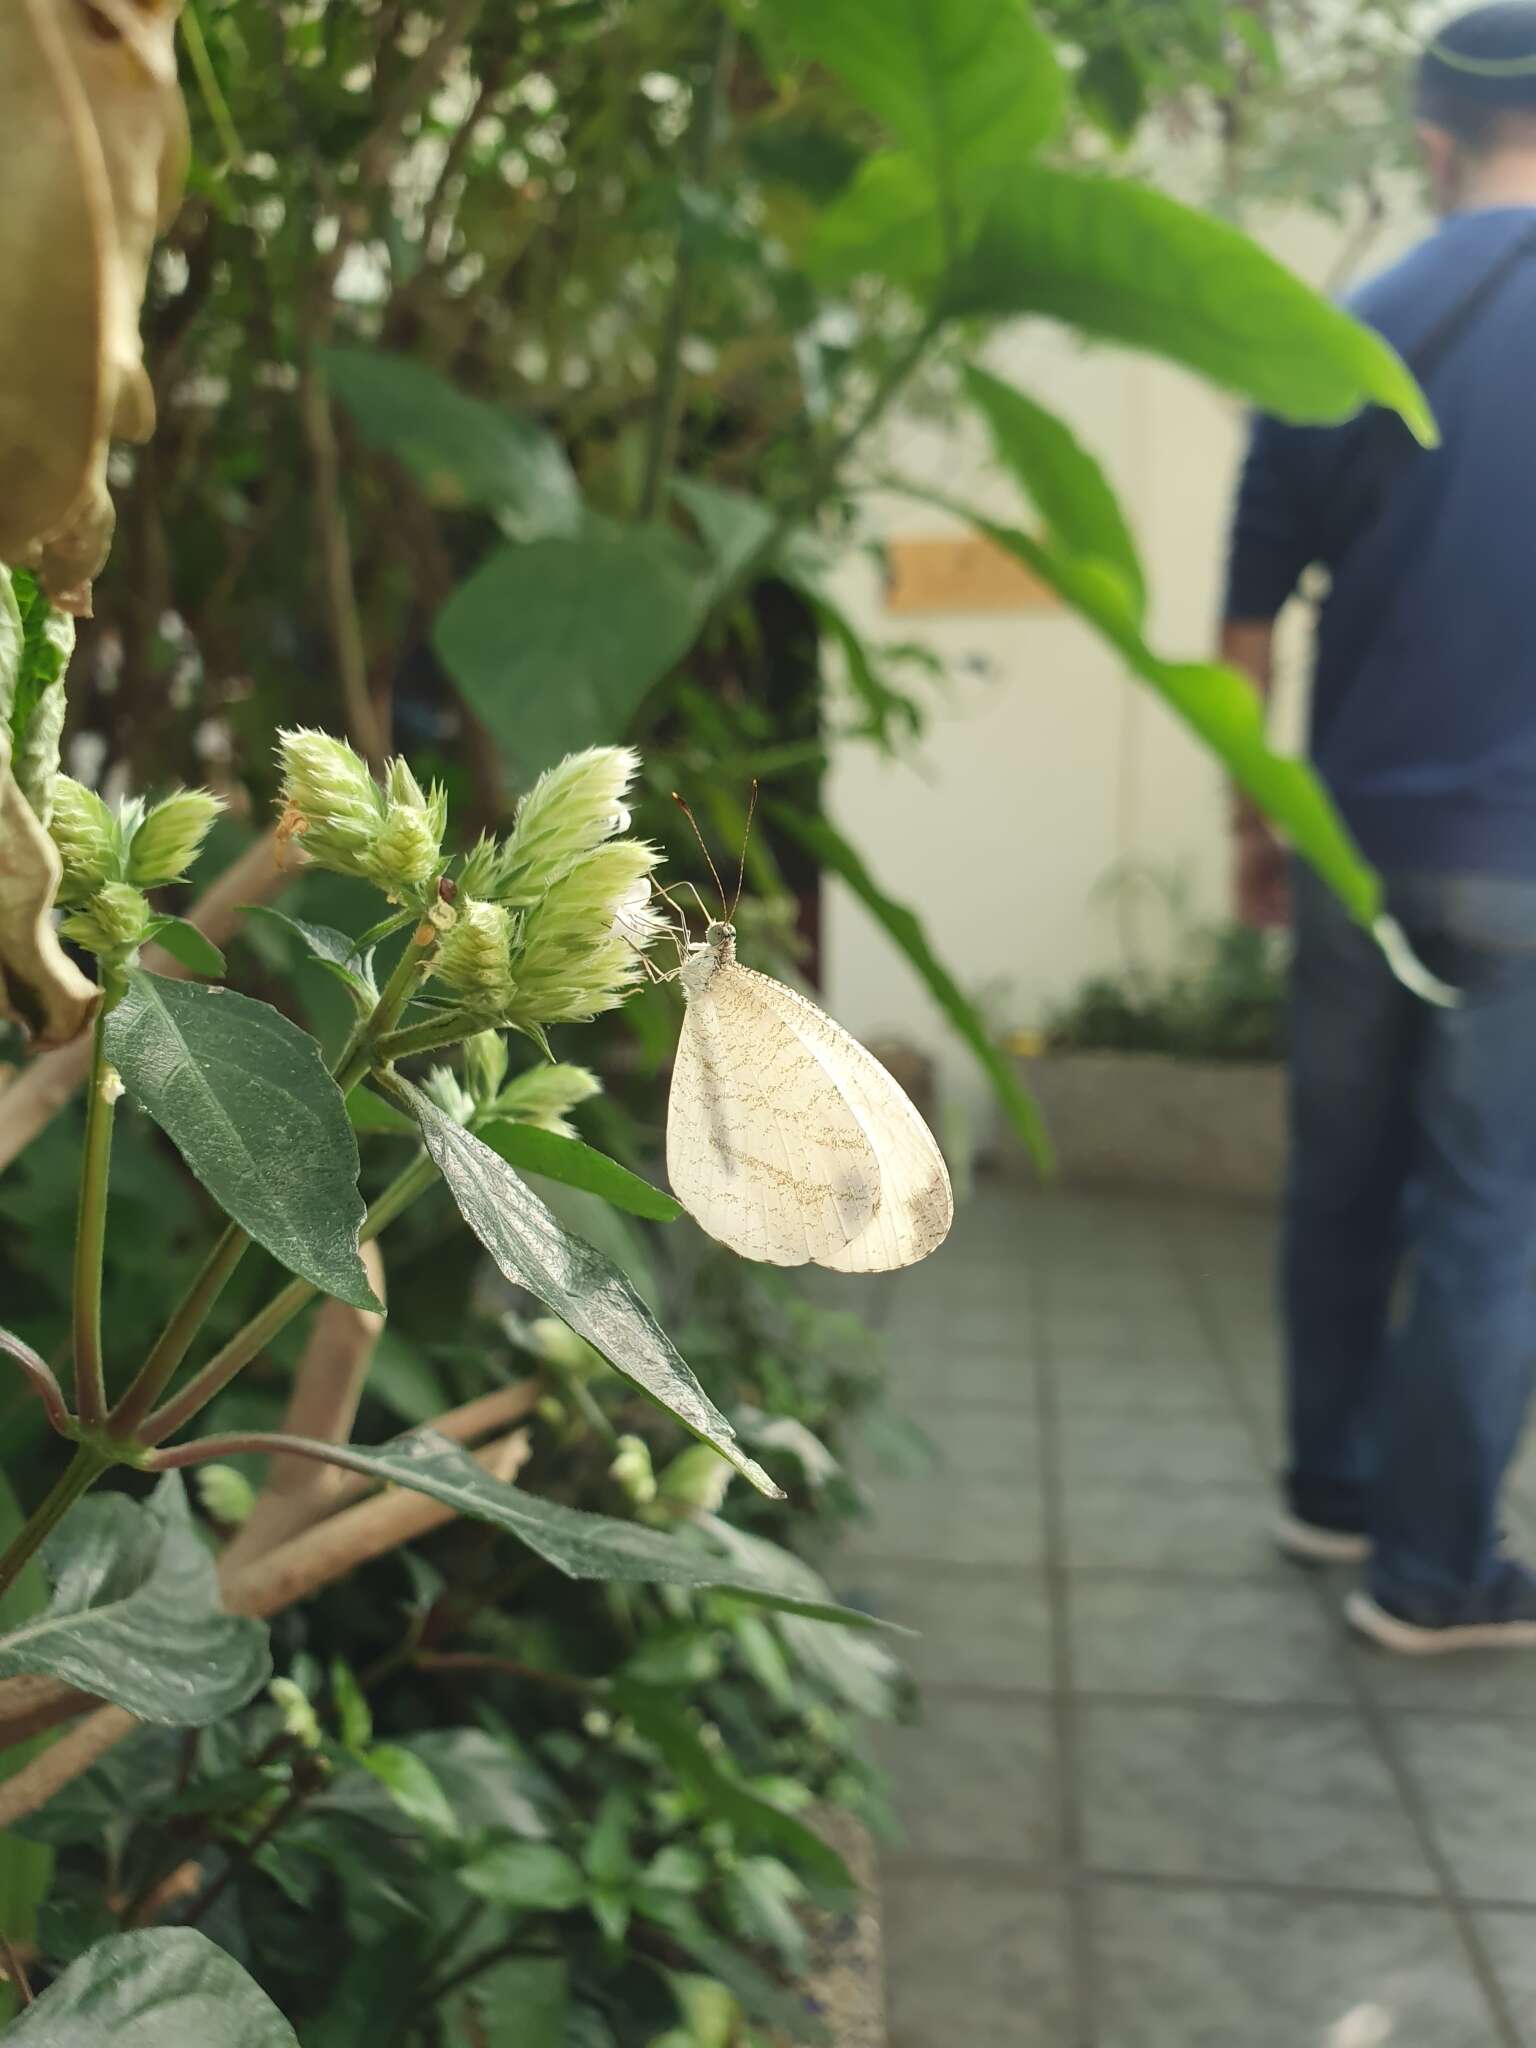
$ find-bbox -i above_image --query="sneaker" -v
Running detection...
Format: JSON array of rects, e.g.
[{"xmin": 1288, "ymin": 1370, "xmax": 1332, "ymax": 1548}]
[
  {"xmin": 1274, "ymin": 1511, "xmax": 1370, "ymax": 1566},
  {"xmin": 1346, "ymin": 1559, "xmax": 1536, "ymax": 1655}
]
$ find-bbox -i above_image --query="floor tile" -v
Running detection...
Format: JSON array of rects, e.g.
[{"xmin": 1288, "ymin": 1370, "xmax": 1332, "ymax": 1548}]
[
  {"xmin": 1057, "ymin": 1414, "xmax": 1259, "ymax": 1487},
  {"xmin": 1079, "ymin": 1702, "xmax": 1436, "ymax": 1894},
  {"xmin": 1471, "ymin": 1911, "xmax": 1536, "ymax": 2046},
  {"xmin": 1091, "ymin": 1884, "xmax": 1499, "ymax": 2048},
  {"xmin": 873, "ymin": 1695, "xmax": 1061, "ymax": 1865},
  {"xmin": 893, "ymin": 1405, "xmax": 1041, "ymax": 1482},
  {"xmin": 882, "ymin": 1871, "xmax": 1075, "ymax": 2048},
  {"xmin": 885, "ymin": 1342, "xmax": 1037, "ymax": 1410},
  {"xmin": 1357, "ymin": 1639, "xmax": 1536, "ymax": 1718},
  {"xmin": 1052, "ymin": 1354, "xmax": 1236, "ymax": 1416},
  {"xmin": 838, "ymin": 1561, "xmax": 1054, "ymax": 1691},
  {"xmin": 1068, "ymin": 1575, "xmax": 1356, "ymax": 1705},
  {"xmin": 1397, "ymin": 1718, "xmax": 1536, "ymax": 1904},
  {"xmin": 842, "ymin": 1474, "xmax": 1045, "ymax": 1568},
  {"xmin": 1061, "ymin": 1483, "xmax": 1285, "ymax": 1577}
]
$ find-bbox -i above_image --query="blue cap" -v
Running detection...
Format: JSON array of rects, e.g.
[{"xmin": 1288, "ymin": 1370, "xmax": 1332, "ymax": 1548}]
[{"xmin": 1420, "ymin": 2, "xmax": 1536, "ymax": 116}]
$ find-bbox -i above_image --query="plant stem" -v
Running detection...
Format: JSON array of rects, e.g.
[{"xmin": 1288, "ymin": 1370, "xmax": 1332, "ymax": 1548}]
[
  {"xmin": 636, "ymin": 16, "xmax": 736, "ymax": 522},
  {"xmin": 371, "ymin": 1005, "xmax": 493, "ymax": 1065},
  {"xmin": 0, "ymin": 1445, "xmax": 110, "ymax": 1603},
  {"xmin": 139, "ymin": 1152, "xmax": 439, "ymax": 1447},
  {"xmin": 109, "ymin": 1223, "xmax": 250, "ymax": 1440},
  {"xmin": 71, "ymin": 1012, "xmax": 118, "ymax": 1430},
  {"xmin": 333, "ymin": 924, "xmax": 438, "ymax": 1091}
]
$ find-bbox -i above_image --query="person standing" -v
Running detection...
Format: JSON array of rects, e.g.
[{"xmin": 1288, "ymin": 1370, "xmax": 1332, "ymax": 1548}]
[{"xmin": 1224, "ymin": 1, "xmax": 1536, "ymax": 1651}]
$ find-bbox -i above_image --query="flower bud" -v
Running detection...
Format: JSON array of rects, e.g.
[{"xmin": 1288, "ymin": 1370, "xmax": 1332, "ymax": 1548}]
[
  {"xmin": 462, "ymin": 1028, "xmax": 509, "ymax": 1107},
  {"xmin": 421, "ymin": 1064, "xmax": 475, "ymax": 1127},
  {"xmin": 655, "ymin": 1443, "xmax": 733, "ymax": 1516},
  {"xmin": 269, "ymin": 1677, "xmax": 322, "ymax": 1750},
  {"xmin": 372, "ymin": 799, "xmax": 441, "ymax": 892},
  {"xmin": 432, "ymin": 898, "xmax": 515, "ymax": 1014},
  {"xmin": 196, "ymin": 1463, "xmax": 255, "ymax": 1527},
  {"xmin": 467, "ymin": 747, "xmax": 642, "ymax": 906},
  {"xmin": 525, "ymin": 1314, "xmax": 607, "ymax": 1379},
  {"xmin": 61, "ymin": 881, "xmax": 151, "ymax": 958},
  {"xmin": 128, "ymin": 786, "xmax": 225, "ymax": 889},
  {"xmin": 275, "ymin": 727, "xmax": 383, "ymax": 874},
  {"xmin": 609, "ymin": 1433, "xmax": 657, "ymax": 1505},
  {"xmin": 494, "ymin": 1062, "xmax": 600, "ymax": 1138},
  {"xmin": 48, "ymin": 776, "xmax": 120, "ymax": 902},
  {"xmin": 507, "ymin": 840, "xmax": 662, "ymax": 1028}
]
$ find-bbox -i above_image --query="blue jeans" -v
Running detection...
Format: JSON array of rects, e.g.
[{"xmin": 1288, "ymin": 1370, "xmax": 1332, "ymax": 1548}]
[{"xmin": 1285, "ymin": 862, "xmax": 1536, "ymax": 1624}]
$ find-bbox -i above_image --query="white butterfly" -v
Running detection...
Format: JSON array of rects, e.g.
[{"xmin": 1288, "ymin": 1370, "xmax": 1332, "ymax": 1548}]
[{"xmin": 666, "ymin": 919, "xmax": 953, "ymax": 1272}]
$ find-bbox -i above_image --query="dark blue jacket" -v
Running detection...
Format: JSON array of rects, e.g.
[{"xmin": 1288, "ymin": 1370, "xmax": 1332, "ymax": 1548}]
[{"xmin": 1226, "ymin": 205, "xmax": 1536, "ymax": 875}]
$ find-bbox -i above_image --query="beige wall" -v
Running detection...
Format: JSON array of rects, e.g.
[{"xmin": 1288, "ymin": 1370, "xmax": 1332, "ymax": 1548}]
[{"xmin": 822, "ymin": 186, "xmax": 1428, "ymax": 1147}]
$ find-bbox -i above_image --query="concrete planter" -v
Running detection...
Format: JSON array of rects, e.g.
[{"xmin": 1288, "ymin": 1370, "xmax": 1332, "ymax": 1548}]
[{"xmin": 998, "ymin": 1048, "xmax": 1285, "ymax": 1204}]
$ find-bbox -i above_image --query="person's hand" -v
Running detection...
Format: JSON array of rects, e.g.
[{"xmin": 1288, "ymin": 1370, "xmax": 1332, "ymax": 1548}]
[{"xmin": 1233, "ymin": 812, "xmax": 1290, "ymax": 928}]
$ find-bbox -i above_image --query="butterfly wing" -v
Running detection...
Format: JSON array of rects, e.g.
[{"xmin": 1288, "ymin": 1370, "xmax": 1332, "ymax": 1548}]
[
  {"xmin": 738, "ymin": 969, "xmax": 953, "ymax": 1273},
  {"xmin": 667, "ymin": 964, "xmax": 883, "ymax": 1266}
]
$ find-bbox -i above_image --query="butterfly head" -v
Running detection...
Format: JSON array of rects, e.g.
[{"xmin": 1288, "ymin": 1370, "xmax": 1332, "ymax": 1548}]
[{"xmin": 680, "ymin": 919, "xmax": 736, "ymax": 998}]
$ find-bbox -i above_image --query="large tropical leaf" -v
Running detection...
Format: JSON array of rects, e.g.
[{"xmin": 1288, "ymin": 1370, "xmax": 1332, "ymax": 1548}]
[
  {"xmin": 322, "ymin": 347, "xmax": 581, "ymax": 541},
  {"xmin": 432, "ymin": 517, "xmax": 708, "ymax": 779},
  {"xmin": 6, "ymin": 1929, "xmax": 297, "ymax": 2046},
  {"xmin": 941, "ymin": 166, "xmax": 1433, "ymax": 435},
  {"xmin": 768, "ymin": 805, "xmax": 1052, "ymax": 1169},
  {"xmin": 0, "ymin": 1477, "xmax": 270, "ymax": 1725},
  {"xmin": 403, "ymin": 1084, "xmax": 776, "ymax": 1492},
  {"xmin": 106, "ymin": 972, "xmax": 379, "ymax": 1309},
  {"xmin": 754, "ymin": 0, "xmax": 1063, "ymax": 254}
]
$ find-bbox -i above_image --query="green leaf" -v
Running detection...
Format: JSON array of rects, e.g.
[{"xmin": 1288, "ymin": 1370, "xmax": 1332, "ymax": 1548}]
[
  {"xmin": 615, "ymin": 1686, "xmax": 853, "ymax": 1892},
  {"xmin": 931, "ymin": 500, "xmax": 1382, "ymax": 925},
  {"xmin": 432, "ymin": 517, "xmax": 708, "ymax": 779},
  {"xmin": 330, "ymin": 1658, "xmax": 372, "ymax": 1752},
  {"xmin": 397, "ymin": 1728, "xmax": 548, "ymax": 1839},
  {"xmin": 239, "ymin": 904, "xmax": 363, "ymax": 972},
  {"xmin": 961, "ymin": 363, "xmax": 1144, "ymax": 617},
  {"xmin": 724, "ymin": 1857, "xmax": 808, "ymax": 1976},
  {"xmin": 767, "ymin": 805, "xmax": 1053, "ymax": 1169},
  {"xmin": 5, "ymin": 1928, "xmax": 298, "ymax": 2045},
  {"xmin": 476, "ymin": 1120, "xmax": 682, "ymax": 1222},
  {"xmin": 638, "ymin": 1895, "xmax": 826, "ymax": 2042},
  {"xmin": 144, "ymin": 917, "xmax": 226, "ymax": 980},
  {"xmin": 347, "ymin": 1084, "xmax": 419, "ymax": 1136},
  {"xmin": 402, "ymin": 1084, "xmax": 776, "ymax": 1493},
  {"xmin": 0, "ymin": 1470, "xmax": 52, "ymax": 2026},
  {"xmin": 458, "ymin": 1842, "xmax": 588, "ymax": 1913},
  {"xmin": 322, "ymin": 347, "xmax": 581, "ymax": 540},
  {"xmin": 670, "ymin": 478, "xmax": 778, "ymax": 604},
  {"xmin": 105, "ymin": 972, "xmax": 381, "ymax": 1310},
  {"xmin": 941, "ymin": 167, "xmax": 1433, "ymax": 438},
  {"xmin": 448, "ymin": 1957, "xmax": 568, "ymax": 2048},
  {"xmin": 222, "ymin": 1428, "xmax": 890, "ymax": 1624},
  {"xmin": 583, "ymin": 1789, "xmax": 636, "ymax": 1887},
  {"xmin": 0, "ymin": 1477, "xmax": 271, "ymax": 1726},
  {"xmin": 755, "ymin": 0, "xmax": 1064, "ymax": 254},
  {"xmin": 807, "ymin": 151, "xmax": 943, "ymax": 287},
  {"xmin": 361, "ymin": 1745, "xmax": 459, "ymax": 1838},
  {"xmin": 3, "ymin": 568, "xmax": 74, "ymax": 816}
]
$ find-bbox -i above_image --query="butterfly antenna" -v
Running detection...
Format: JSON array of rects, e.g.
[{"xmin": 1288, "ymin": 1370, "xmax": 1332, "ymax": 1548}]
[
  {"xmin": 729, "ymin": 778, "xmax": 759, "ymax": 921},
  {"xmin": 672, "ymin": 791, "xmax": 729, "ymax": 920}
]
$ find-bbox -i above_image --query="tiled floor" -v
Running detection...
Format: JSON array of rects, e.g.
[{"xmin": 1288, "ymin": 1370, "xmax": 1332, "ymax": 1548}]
[{"xmin": 833, "ymin": 1185, "xmax": 1536, "ymax": 2048}]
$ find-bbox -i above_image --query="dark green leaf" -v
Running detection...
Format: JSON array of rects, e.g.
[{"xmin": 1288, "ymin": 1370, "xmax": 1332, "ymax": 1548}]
[
  {"xmin": 240, "ymin": 905, "xmax": 364, "ymax": 972},
  {"xmin": 931, "ymin": 501, "xmax": 1382, "ymax": 925},
  {"xmin": 582, "ymin": 1790, "xmax": 636, "ymax": 1887},
  {"xmin": 347, "ymin": 1084, "xmax": 419, "ymax": 1136},
  {"xmin": 768, "ymin": 805, "xmax": 1053, "ymax": 1169},
  {"xmin": 403, "ymin": 1084, "xmax": 776, "ymax": 1492},
  {"xmin": 398, "ymin": 1729, "xmax": 548, "ymax": 1839},
  {"xmin": 961, "ymin": 364, "xmax": 1144, "ymax": 616},
  {"xmin": 476, "ymin": 1120, "xmax": 682, "ymax": 1222},
  {"xmin": 725, "ymin": 1857, "xmax": 808, "ymax": 1975},
  {"xmin": 755, "ymin": 0, "xmax": 1064, "ymax": 253},
  {"xmin": 432, "ymin": 517, "xmax": 708, "ymax": 779},
  {"xmin": 330, "ymin": 1658, "xmax": 372, "ymax": 1752},
  {"xmin": 941, "ymin": 167, "xmax": 1433, "ymax": 437},
  {"xmin": 639, "ymin": 1895, "xmax": 826, "ymax": 2042},
  {"xmin": 105, "ymin": 972, "xmax": 380, "ymax": 1310},
  {"xmin": 224, "ymin": 1428, "xmax": 888, "ymax": 1624},
  {"xmin": 449, "ymin": 1957, "xmax": 568, "ymax": 2048},
  {"xmin": 615, "ymin": 1686, "xmax": 853, "ymax": 1892},
  {"xmin": 458, "ymin": 1841, "xmax": 587, "ymax": 1912},
  {"xmin": 0, "ymin": 1477, "xmax": 271, "ymax": 1726},
  {"xmin": 145, "ymin": 916, "xmax": 226, "ymax": 980},
  {"xmin": 5, "ymin": 1927, "xmax": 297, "ymax": 2045},
  {"xmin": 322, "ymin": 347, "xmax": 581, "ymax": 540}
]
